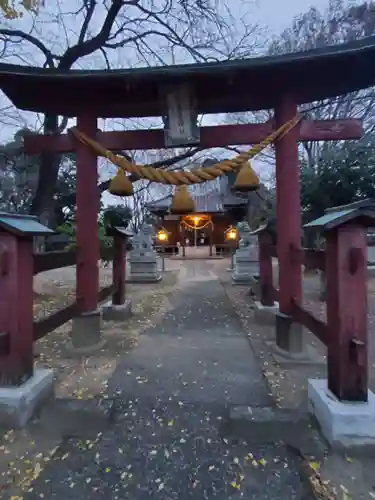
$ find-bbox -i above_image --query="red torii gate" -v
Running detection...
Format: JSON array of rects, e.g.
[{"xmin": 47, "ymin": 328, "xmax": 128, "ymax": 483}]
[
  {"xmin": 0, "ymin": 36, "xmax": 373, "ymax": 364},
  {"xmin": 24, "ymin": 116, "xmax": 362, "ymax": 331}
]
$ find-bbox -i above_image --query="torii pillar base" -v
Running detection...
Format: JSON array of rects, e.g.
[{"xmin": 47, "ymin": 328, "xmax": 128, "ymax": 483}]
[
  {"xmin": 308, "ymin": 379, "xmax": 375, "ymax": 449},
  {"xmin": 267, "ymin": 312, "xmax": 324, "ymax": 366},
  {"xmin": 67, "ymin": 310, "xmax": 105, "ymax": 355}
]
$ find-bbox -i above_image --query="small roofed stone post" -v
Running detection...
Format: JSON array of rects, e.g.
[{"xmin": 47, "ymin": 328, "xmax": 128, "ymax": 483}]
[
  {"xmin": 102, "ymin": 226, "xmax": 132, "ymax": 321},
  {"xmin": 274, "ymin": 98, "xmax": 304, "ymax": 358},
  {"xmin": 306, "ymin": 200, "xmax": 375, "ymax": 448},
  {"xmin": 0, "ymin": 213, "xmax": 54, "ymax": 427},
  {"xmin": 128, "ymin": 223, "xmax": 162, "ymax": 283},
  {"xmin": 232, "ymin": 221, "xmax": 259, "ymax": 284},
  {"xmin": 69, "ymin": 115, "xmax": 103, "ymax": 353}
]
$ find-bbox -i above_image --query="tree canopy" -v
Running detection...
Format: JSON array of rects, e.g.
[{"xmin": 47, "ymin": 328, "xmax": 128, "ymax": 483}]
[{"xmin": 301, "ymin": 135, "xmax": 375, "ymax": 223}]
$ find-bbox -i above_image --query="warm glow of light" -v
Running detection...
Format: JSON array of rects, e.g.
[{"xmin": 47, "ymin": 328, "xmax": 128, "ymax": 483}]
[
  {"xmin": 157, "ymin": 230, "xmax": 168, "ymax": 241},
  {"xmin": 226, "ymin": 229, "xmax": 237, "ymax": 240},
  {"xmin": 193, "ymin": 216, "xmax": 201, "ymax": 226}
]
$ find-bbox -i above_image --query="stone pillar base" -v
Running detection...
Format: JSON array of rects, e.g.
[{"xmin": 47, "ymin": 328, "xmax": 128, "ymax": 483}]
[
  {"xmin": 232, "ymin": 273, "xmax": 253, "ymax": 284},
  {"xmin": 276, "ymin": 311, "xmax": 304, "ymax": 353},
  {"xmin": 127, "ymin": 274, "xmax": 162, "ymax": 283},
  {"xmin": 266, "ymin": 312, "xmax": 324, "ymax": 366},
  {"xmin": 253, "ymin": 300, "xmax": 279, "ymax": 325},
  {"xmin": 67, "ymin": 309, "xmax": 105, "ymax": 354},
  {"xmin": 102, "ymin": 299, "xmax": 132, "ymax": 321},
  {"xmin": 128, "ymin": 255, "xmax": 162, "ymax": 283},
  {"xmin": 0, "ymin": 368, "xmax": 54, "ymax": 428},
  {"xmin": 232, "ymin": 262, "xmax": 258, "ymax": 284},
  {"xmin": 249, "ymin": 275, "xmax": 260, "ymax": 299},
  {"xmin": 308, "ymin": 378, "xmax": 375, "ymax": 449}
]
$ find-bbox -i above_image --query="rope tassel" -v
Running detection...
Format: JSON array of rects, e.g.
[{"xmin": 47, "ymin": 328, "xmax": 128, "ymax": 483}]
[
  {"xmin": 233, "ymin": 161, "xmax": 260, "ymax": 192},
  {"xmin": 170, "ymin": 185, "xmax": 196, "ymax": 214},
  {"xmin": 109, "ymin": 168, "xmax": 134, "ymax": 196}
]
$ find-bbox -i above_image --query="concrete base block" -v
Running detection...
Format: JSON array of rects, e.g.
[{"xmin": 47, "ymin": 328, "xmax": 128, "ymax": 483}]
[
  {"xmin": 232, "ymin": 275, "xmax": 254, "ymax": 285},
  {"xmin": 127, "ymin": 274, "xmax": 162, "ymax": 283},
  {"xmin": 275, "ymin": 311, "xmax": 303, "ymax": 354},
  {"xmin": 308, "ymin": 378, "xmax": 375, "ymax": 448},
  {"xmin": 253, "ymin": 301, "xmax": 279, "ymax": 325},
  {"xmin": 231, "ymin": 251, "xmax": 258, "ymax": 284},
  {"xmin": 232, "ymin": 275, "xmax": 253, "ymax": 285},
  {"xmin": 249, "ymin": 275, "xmax": 260, "ymax": 299},
  {"xmin": 266, "ymin": 341, "xmax": 325, "ymax": 366},
  {"xmin": 67, "ymin": 309, "xmax": 105, "ymax": 354},
  {"xmin": 102, "ymin": 299, "xmax": 132, "ymax": 321},
  {"xmin": 128, "ymin": 255, "xmax": 162, "ymax": 283},
  {"xmin": 0, "ymin": 368, "xmax": 54, "ymax": 428}
]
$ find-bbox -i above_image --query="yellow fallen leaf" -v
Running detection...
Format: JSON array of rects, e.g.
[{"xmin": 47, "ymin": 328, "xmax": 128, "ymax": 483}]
[
  {"xmin": 230, "ymin": 481, "xmax": 241, "ymax": 489},
  {"xmin": 309, "ymin": 461, "xmax": 320, "ymax": 472}
]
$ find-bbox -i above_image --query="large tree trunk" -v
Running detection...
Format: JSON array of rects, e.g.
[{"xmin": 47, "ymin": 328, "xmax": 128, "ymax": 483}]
[
  {"xmin": 30, "ymin": 114, "xmax": 61, "ymax": 251},
  {"xmin": 29, "ymin": 114, "xmax": 60, "ymax": 225}
]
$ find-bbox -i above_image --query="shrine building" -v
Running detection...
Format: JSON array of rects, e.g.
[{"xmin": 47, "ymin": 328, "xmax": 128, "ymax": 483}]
[{"xmin": 147, "ymin": 167, "xmax": 267, "ymax": 256}]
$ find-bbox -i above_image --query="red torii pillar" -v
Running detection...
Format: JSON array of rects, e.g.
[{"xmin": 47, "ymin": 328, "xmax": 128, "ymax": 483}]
[
  {"xmin": 68, "ymin": 114, "xmax": 103, "ymax": 352},
  {"xmin": 274, "ymin": 97, "xmax": 304, "ymax": 357}
]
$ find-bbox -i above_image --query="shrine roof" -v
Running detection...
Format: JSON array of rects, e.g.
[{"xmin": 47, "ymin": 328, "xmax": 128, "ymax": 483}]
[
  {"xmin": 147, "ymin": 191, "xmax": 234, "ymax": 214},
  {"xmin": 1, "ymin": 36, "xmax": 375, "ymax": 117},
  {"xmin": 146, "ymin": 183, "xmax": 263, "ymax": 215}
]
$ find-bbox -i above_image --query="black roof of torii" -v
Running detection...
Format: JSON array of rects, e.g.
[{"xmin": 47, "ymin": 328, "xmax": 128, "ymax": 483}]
[{"xmin": 0, "ymin": 36, "xmax": 375, "ymax": 117}]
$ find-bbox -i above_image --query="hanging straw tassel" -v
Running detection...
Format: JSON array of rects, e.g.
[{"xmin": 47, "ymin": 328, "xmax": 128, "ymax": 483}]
[
  {"xmin": 170, "ymin": 185, "xmax": 196, "ymax": 214},
  {"xmin": 109, "ymin": 168, "xmax": 134, "ymax": 196},
  {"xmin": 233, "ymin": 161, "xmax": 260, "ymax": 192}
]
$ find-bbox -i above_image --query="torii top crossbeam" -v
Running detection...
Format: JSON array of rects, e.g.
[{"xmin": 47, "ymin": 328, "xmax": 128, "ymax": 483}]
[{"xmin": 1, "ymin": 36, "xmax": 375, "ymax": 118}]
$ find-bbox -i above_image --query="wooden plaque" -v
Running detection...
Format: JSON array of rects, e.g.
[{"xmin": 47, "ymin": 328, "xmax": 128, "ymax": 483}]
[{"xmin": 161, "ymin": 84, "xmax": 200, "ymax": 147}]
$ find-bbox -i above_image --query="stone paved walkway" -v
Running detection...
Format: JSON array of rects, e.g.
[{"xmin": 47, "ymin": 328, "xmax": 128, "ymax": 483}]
[{"xmin": 25, "ymin": 261, "xmax": 313, "ymax": 499}]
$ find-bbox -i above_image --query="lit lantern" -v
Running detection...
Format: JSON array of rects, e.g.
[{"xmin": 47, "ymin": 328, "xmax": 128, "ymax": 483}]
[
  {"xmin": 226, "ymin": 227, "xmax": 238, "ymax": 241},
  {"xmin": 157, "ymin": 229, "xmax": 168, "ymax": 242}
]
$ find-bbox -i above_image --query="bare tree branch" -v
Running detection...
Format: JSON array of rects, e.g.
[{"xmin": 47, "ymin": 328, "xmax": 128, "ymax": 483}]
[{"xmin": 0, "ymin": 29, "xmax": 56, "ymax": 67}]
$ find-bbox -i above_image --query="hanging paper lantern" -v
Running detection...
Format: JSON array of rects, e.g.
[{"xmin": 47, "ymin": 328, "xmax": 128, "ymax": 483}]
[
  {"xmin": 109, "ymin": 168, "xmax": 133, "ymax": 196},
  {"xmin": 170, "ymin": 185, "xmax": 195, "ymax": 214},
  {"xmin": 233, "ymin": 161, "xmax": 260, "ymax": 192}
]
